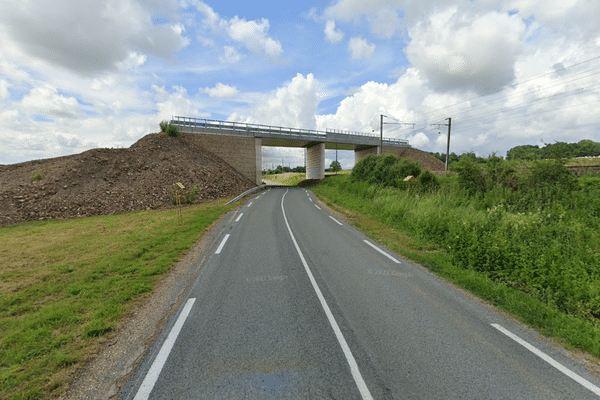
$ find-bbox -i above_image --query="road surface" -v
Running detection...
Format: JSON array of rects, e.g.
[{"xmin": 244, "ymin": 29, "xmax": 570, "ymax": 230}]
[{"xmin": 119, "ymin": 187, "xmax": 600, "ymax": 399}]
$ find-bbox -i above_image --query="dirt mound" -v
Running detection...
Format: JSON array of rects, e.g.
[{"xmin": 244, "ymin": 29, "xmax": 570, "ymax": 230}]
[
  {"xmin": 399, "ymin": 148, "xmax": 446, "ymax": 171},
  {"xmin": 0, "ymin": 132, "xmax": 255, "ymax": 227}
]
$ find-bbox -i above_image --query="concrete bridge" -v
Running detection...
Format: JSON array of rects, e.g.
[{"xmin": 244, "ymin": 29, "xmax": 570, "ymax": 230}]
[{"xmin": 170, "ymin": 116, "xmax": 411, "ymax": 185}]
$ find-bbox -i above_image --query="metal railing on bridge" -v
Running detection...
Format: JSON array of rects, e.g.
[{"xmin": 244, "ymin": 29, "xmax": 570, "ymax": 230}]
[{"xmin": 170, "ymin": 116, "xmax": 410, "ymax": 146}]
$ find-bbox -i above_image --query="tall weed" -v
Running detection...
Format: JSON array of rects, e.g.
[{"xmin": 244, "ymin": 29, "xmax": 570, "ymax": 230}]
[{"xmin": 320, "ymin": 171, "xmax": 600, "ymax": 321}]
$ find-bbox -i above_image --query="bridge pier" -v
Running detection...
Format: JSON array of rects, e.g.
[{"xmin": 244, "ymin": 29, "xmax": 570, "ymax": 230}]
[{"xmin": 306, "ymin": 143, "xmax": 325, "ymax": 180}]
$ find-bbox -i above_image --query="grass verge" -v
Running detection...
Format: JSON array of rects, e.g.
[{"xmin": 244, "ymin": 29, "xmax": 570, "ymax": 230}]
[
  {"xmin": 0, "ymin": 200, "xmax": 234, "ymax": 400},
  {"xmin": 311, "ymin": 176, "xmax": 600, "ymax": 364},
  {"xmin": 262, "ymin": 172, "xmax": 305, "ymax": 186}
]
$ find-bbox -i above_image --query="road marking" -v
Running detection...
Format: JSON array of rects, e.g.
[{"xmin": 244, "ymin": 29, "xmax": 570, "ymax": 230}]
[
  {"xmin": 215, "ymin": 234, "xmax": 230, "ymax": 254},
  {"xmin": 247, "ymin": 201, "xmax": 253, "ymax": 208},
  {"xmin": 363, "ymin": 240, "xmax": 401, "ymax": 264},
  {"xmin": 315, "ymin": 205, "xmax": 321, "ymax": 210},
  {"xmin": 281, "ymin": 190, "xmax": 373, "ymax": 400},
  {"xmin": 235, "ymin": 213, "xmax": 244, "ymax": 222},
  {"xmin": 133, "ymin": 298, "xmax": 196, "ymax": 400},
  {"xmin": 491, "ymin": 324, "xmax": 600, "ymax": 396},
  {"xmin": 309, "ymin": 198, "xmax": 313, "ymax": 202},
  {"xmin": 329, "ymin": 216, "xmax": 343, "ymax": 226}
]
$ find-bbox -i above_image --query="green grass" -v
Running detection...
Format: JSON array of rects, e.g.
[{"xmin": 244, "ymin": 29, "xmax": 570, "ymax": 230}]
[
  {"xmin": 262, "ymin": 172, "xmax": 306, "ymax": 186},
  {"xmin": 312, "ymin": 174, "xmax": 600, "ymax": 363},
  {"xmin": 0, "ymin": 200, "xmax": 234, "ymax": 399},
  {"xmin": 566, "ymin": 157, "xmax": 600, "ymax": 167}
]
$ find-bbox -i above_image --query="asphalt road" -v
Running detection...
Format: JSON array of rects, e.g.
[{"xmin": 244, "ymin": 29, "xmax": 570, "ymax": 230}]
[{"xmin": 119, "ymin": 187, "xmax": 600, "ymax": 399}]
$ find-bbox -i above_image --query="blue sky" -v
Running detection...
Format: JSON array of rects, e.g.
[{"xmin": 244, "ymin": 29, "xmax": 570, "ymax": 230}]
[{"xmin": 1, "ymin": 0, "xmax": 600, "ymax": 169}]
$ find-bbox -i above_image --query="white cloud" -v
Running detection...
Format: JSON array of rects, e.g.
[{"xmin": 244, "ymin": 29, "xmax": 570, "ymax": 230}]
[
  {"xmin": 325, "ymin": 20, "xmax": 344, "ymax": 44},
  {"xmin": 406, "ymin": 9, "xmax": 526, "ymax": 92},
  {"xmin": 408, "ymin": 132, "xmax": 430, "ymax": 147},
  {"xmin": 0, "ymin": 79, "xmax": 9, "ymax": 102},
  {"xmin": 204, "ymin": 83, "xmax": 238, "ymax": 98},
  {"xmin": 219, "ymin": 46, "xmax": 244, "ymax": 64},
  {"xmin": 228, "ymin": 17, "xmax": 283, "ymax": 60},
  {"xmin": 0, "ymin": 0, "xmax": 188, "ymax": 75},
  {"xmin": 229, "ymin": 73, "xmax": 319, "ymax": 129},
  {"xmin": 20, "ymin": 85, "xmax": 81, "ymax": 117},
  {"xmin": 317, "ymin": 69, "xmax": 429, "ymax": 134},
  {"xmin": 369, "ymin": 8, "xmax": 402, "ymax": 38},
  {"xmin": 349, "ymin": 37, "xmax": 376, "ymax": 60},
  {"xmin": 507, "ymin": 0, "xmax": 600, "ymax": 38},
  {"xmin": 194, "ymin": 1, "xmax": 282, "ymax": 61},
  {"xmin": 153, "ymin": 84, "xmax": 204, "ymax": 120}
]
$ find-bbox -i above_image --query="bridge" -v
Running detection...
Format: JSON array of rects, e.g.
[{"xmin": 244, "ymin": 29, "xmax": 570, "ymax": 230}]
[{"xmin": 170, "ymin": 116, "xmax": 411, "ymax": 185}]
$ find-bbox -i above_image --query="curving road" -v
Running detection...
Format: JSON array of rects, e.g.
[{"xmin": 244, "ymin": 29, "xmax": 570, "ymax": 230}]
[{"xmin": 119, "ymin": 187, "xmax": 600, "ymax": 399}]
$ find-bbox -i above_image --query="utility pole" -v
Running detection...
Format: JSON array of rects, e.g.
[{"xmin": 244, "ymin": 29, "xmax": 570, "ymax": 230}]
[
  {"xmin": 430, "ymin": 117, "xmax": 452, "ymax": 172},
  {"xmin": 335, "ymin": 143, "xmax": 338, "ymax": 175}
]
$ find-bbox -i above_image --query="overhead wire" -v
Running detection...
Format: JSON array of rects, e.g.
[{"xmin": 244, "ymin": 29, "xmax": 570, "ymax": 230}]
[
  {"xmin": 409, "ymin": 53, "xmax": 600, "ymax": 122},
  {"xmin": 399, "ymin": 60, "xmax": 600, "ymax": 138}
]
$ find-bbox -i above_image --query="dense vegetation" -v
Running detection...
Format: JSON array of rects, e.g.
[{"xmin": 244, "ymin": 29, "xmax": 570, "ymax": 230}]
[
  {"xmin": 263, "ymin": 165, "xmax": 306, "ymax": 175},
  {"xmin": 335, "ymin": 155, "xmax": 600, "ymax": 327},
  {"xmin": 507, "ymin": 139, "xmax": 600, "ymax": 160},
  {"xmin": 429, "ymin": 139, "xmax": 600, "ymax": 165}
]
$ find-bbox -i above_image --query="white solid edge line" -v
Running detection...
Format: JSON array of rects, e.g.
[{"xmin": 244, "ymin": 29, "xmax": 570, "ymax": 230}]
[
  {"xmin": 315, "ymin": 205, "xmax": 322, "ymax": 210},
  {"xmin": 329, "ymin": 216, "xmax": 343, "ymax": 226},
  {"xmin": 215, "ymin": 234, "xmax": 230, "ymax": 254},
  {"xmin": 281, "ymin": 190, "xmax": 373, "ymax": 400},
  {"xmin": 134, "ymin": 298, "xmax": 196, "ymax": 400},
  {"xmin": 363, "ymin": 240, "xmax": 401, "ymax": 264},
  {"xmin": 235, "ymin": 213, "xmax": 244, "ymax": 222},
  {"xmin": 491, "ymin": 324, "xmax": 600, "ymax": 396}
]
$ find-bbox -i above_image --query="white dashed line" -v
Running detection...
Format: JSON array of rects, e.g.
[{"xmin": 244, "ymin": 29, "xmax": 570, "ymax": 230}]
[
  {"xmin": 491, "ymin": 324, "xmax": 600, "ymax": 396},
  {"xmin": 133, "ymin": 298, "xmax": 196, "ymax": 400},
  {"xmin": 247, "ymin": 201, "xmax": 253, "ymax": 208},
  {"xmin": 363, "ymin": 240, "xmax": 401, "ymax": 264},
  {"xmin": 235, "ymin": 213, "xmax": 244, "ymax": 222},
  {"xmin": 315, "ymin": 205, "xmax": 321, "ymax": 210},
  {"xmin": 215, "ymin": 234, "xmax": 230, "ymax": 254},
  {"xmin": 329, "ymin": 216, "xmax": 343, "ymax": 226}
]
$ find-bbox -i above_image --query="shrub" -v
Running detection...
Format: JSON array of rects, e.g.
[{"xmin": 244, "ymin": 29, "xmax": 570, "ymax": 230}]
[
  {"xmin": 31, "ymin": 172, "xmax": 43, "ymax": 182},
  {"xmin": 418, "ymin": 169, "xmax": 439, "ymax": 191},
  {"xmin": 166, "ymin": 124, "xmax": 179, "ymax": 137},
  {"xmin": 352, "ymin": 154, "xmax": 378, "ymax": 181},
  {"xmin": 453, "ymin": 158, "xmax": 487, "ymax": 195},
  {"xmin": 391, "ymin": 159, "xmax": 422, "ymax": 187},
  {"xmin": 159, "ymin": 120, "xmax": 169, "ymax": 132},
  {"xmin": 370, "ymin": 155, "xmax": 399, "ymax": 185},
  {"xmin": 186, "ymin": 185, "xmax": 200, "ymax": 204}
]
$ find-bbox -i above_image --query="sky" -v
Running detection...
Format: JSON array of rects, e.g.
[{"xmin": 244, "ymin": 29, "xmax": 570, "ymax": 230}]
[{"xmin": 1, "ymin": 0, "xmax": 600, "ymax": 170}]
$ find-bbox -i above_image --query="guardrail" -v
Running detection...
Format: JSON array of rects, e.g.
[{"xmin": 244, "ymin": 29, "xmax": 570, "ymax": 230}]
[{"xmin": 170, "ymin": 116, "xmax": 409, "ymax": 146}]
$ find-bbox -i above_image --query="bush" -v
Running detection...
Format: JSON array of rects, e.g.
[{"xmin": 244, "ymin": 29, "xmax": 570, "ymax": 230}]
[
  {"xmin": 186, "ymin": 185, "xmax": 200, "ymax": 204},
  {"xmin": 453, "ymin": 158, "xmax": 487, "ymax": 195},
  {"xmin": 418, "ymin": 170, "xmax": 439, "ymax": 191},
  {"xmin": 370, "ymin": 154, "xmax": 399, "ymax": 185},
  {"xmin": 166, "ymin": 124, "xmax": 179, "ymax": 137},
  {"xmin": 352, "ymin": 154, "xmax": 378, "ymax": 181},
  {"xmin": 391, "ymin": 159, "xmax": 422, "ymax": 187},
  {"xmin": 159, "ymin": 120, "xmax": 169, "ymax": 132}
]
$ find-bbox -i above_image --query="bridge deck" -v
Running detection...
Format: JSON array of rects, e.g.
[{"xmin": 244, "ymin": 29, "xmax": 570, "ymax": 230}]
[{"xmin": 170, "ymin": 116, "xmax": 410, "ymax": 150}]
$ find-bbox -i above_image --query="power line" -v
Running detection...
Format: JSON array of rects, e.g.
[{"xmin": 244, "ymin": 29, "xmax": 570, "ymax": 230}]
[{"xmin": 410, "ymin": 53, "xmax": 600, "ymax": 122}]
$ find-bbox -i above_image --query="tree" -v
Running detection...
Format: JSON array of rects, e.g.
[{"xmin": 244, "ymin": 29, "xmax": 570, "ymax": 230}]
[{"xmin": 329, "ymin": 160, "xmax": 342, "ymax": 172}]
